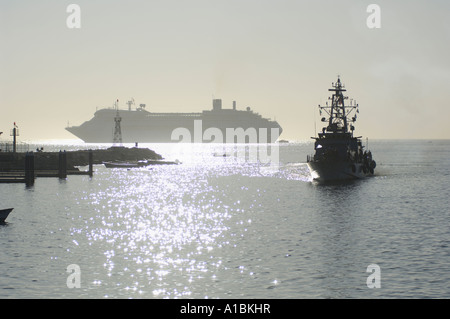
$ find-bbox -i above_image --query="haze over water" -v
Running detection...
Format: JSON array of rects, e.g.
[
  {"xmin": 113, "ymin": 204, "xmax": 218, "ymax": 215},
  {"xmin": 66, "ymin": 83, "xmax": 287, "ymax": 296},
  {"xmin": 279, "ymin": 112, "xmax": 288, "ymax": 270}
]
[{"xmin": 1, "ymin": 1, "xmax": 450, "ymax": 140}]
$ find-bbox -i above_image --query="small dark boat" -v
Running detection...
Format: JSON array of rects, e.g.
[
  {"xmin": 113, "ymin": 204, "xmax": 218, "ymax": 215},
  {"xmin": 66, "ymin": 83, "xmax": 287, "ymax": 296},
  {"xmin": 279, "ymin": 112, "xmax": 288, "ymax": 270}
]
[
  {"xmin": 103, "ymin": 161, "xmax": 148, "ymax": 168},
  {"xmin": 145, "ymin": 160, "xmax": 180, "ymax": 165},
  {"xmin": 213, "ymin": 153, "xmax": 231, "ymax": 157},
  {"xmin": 0, "ymin": 208, "xmax": 13, "ymax": 223},
  {"xmin": 103, "ymin": 159, "xmax": 179, "ymax": 168}
]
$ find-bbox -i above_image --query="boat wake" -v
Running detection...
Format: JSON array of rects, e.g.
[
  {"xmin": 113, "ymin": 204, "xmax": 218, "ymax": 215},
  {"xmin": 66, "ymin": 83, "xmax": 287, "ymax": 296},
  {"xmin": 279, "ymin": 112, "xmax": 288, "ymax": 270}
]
[{"xmin": 252, "ymin": 162, "xmax": 312, "ymax": 182}]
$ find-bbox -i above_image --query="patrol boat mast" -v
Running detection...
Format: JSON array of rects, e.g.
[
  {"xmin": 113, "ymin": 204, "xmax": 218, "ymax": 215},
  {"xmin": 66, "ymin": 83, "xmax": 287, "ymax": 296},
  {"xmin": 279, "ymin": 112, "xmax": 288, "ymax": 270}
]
[{"xmin": 319, "ymin": 76, "xmax": 358, "ymax": 136}]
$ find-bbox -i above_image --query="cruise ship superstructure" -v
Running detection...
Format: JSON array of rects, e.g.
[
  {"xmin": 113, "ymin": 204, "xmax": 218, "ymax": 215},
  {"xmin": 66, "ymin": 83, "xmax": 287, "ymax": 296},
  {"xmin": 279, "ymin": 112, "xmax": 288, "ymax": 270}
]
[{"xmin": 66, "ymin": 99, "xmax": 283, "ymax": 143}]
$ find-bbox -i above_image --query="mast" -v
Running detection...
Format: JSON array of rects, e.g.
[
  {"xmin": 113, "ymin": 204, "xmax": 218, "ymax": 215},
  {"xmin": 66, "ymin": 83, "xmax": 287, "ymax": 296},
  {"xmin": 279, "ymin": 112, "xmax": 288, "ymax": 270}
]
[
  {"xmin": 318, "ymin": 76, "xmax": 359, "ymax": 136},
  {"xmin": 113, "ymin": 99, "xmax": 123, "ymax": 146},
  {"xmin": 328, "ymin": 76, "xmax": 348, "ymax": 132}
]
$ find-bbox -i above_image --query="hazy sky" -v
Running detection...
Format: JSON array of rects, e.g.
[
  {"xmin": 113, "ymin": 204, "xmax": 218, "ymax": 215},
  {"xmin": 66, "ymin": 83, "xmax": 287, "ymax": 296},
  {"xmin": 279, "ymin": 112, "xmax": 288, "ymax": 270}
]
[{"xmin": 1, "ymin": 0, "xmax": 450, "ymax": 141}]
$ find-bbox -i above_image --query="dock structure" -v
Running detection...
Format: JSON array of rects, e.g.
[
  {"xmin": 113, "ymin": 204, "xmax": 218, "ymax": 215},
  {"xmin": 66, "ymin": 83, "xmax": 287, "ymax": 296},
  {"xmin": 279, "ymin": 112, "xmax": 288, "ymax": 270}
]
[
  {"xmin": 0, "ymin": 123, "xmax": 164, "ymax": 185},
  {"xmin": 0, "ymin": 146, "xmax": 162, "ymax": 185},
  {"xmin": 0, "ymin": 149, "xmax": 94, "ymax": 185}
]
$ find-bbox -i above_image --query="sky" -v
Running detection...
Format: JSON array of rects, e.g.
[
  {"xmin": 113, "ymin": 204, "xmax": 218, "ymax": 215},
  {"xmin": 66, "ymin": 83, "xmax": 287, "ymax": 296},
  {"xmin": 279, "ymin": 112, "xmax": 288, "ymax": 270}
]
[{"xmin": 1, "ymin": 0, "xmax": 450, "ymax": 141}]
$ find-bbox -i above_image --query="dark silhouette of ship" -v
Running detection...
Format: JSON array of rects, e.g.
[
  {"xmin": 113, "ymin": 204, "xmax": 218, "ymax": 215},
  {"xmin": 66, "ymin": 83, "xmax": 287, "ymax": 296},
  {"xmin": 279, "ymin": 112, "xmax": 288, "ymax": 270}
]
[
  {"xmin": 307, "ymin": 77, "xmax": 376, "ymax": 181},
  {"xmin": 66, "ymin": 99, "xmax": 282, "ymax": 143}
]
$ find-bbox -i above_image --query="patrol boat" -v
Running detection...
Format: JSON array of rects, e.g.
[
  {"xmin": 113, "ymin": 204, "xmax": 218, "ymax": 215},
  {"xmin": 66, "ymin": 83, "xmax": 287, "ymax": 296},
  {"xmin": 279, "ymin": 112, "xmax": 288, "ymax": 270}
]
[{"xmin": 307, "ymin": 77, "xmax": 376, "ymax": 181}]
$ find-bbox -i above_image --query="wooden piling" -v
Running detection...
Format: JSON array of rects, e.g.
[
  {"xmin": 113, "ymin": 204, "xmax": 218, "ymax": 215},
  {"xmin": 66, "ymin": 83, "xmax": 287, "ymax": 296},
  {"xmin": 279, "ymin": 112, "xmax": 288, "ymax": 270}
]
[
  {"xmin": 88, "ymin": 149, "xmax": 93, "ymax": 177},
  {"xmin": 25, "ymin": 152, "xmax": 35, "ymax": 186},
  {"xmin": 58, "ymin": 150, "xmax": 67, "ymax": 179}
]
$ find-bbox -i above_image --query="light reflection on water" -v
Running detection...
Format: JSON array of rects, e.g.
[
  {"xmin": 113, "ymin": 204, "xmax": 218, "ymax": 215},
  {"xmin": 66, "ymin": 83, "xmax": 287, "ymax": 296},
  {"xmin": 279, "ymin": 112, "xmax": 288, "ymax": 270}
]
[
  {"xmin": 6, "ymin": 141, "xmax": 449, "ymax": 298},
  {"xmin": 71, "ymin": 170, "xmax": 222, "ymax": 297},
  {"xmin": 63, "ymin": 143, "xmax": 311, "ymax": 298}
]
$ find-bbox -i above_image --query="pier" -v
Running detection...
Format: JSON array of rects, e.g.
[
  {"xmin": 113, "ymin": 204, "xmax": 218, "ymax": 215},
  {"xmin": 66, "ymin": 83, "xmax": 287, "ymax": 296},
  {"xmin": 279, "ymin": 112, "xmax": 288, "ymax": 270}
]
[
  {"xmin": 0, "ymin": 146, "xmax": 162, "ymax": 185},
  {"xmin": 0, "ymin": 150, "xmax": 93, "ymax": 186}
]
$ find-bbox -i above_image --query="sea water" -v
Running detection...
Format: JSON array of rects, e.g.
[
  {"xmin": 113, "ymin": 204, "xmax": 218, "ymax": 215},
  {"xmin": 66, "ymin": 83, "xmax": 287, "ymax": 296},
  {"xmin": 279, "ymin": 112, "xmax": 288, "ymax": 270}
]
[{"xmin": 1, "ymin": 139, "xmax": 449, "ymax": 298}]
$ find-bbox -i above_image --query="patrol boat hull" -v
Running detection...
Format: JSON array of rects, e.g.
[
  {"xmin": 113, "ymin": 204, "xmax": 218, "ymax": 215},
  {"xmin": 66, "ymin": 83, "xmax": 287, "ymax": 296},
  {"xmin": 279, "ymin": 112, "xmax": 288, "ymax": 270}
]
[{"xmin": 307, "ymin": 161, "xmax": 370, "ymax": 182}]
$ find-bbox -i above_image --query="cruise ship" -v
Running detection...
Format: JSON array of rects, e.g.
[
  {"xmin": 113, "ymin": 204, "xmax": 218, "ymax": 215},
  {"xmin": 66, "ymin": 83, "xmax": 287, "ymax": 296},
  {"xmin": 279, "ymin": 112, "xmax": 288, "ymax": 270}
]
[{"xmin": 66, "ymin": 99, "xmax": 282, "ymax": 143}]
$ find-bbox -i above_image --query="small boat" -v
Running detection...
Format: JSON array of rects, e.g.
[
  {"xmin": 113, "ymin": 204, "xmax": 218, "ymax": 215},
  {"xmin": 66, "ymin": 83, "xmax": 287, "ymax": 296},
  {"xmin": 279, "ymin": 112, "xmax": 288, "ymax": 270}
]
[
  {"xmin": 307, "ymin": 77, "xmax": 376, "ymax": 182},
  {"xmin": 0, "ymin": 208, "xmax": 13, "ymax": 223},
  {"xmin": 103, "ymin": 159, "xmax": 179, "ymax": 168},
  {"xmin": 145, "ymin": 160, "xmax": 180, "ymax": 165},
  {"xmin": 213, "ymin": 153, "xmax": 231, "ymax": 157},
  {"xmin": 103, "ymin": 161, "xmax": 148, "ymax": 168}
]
